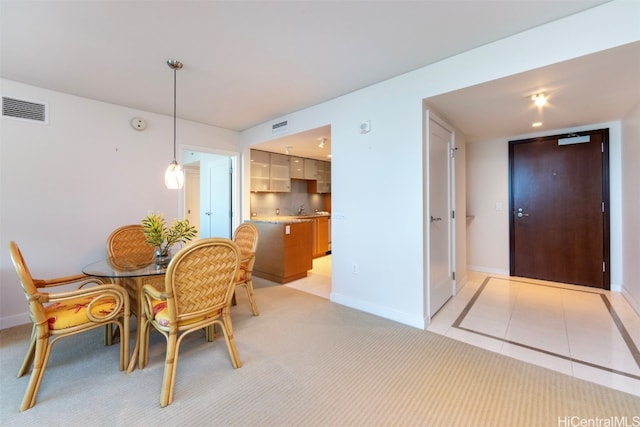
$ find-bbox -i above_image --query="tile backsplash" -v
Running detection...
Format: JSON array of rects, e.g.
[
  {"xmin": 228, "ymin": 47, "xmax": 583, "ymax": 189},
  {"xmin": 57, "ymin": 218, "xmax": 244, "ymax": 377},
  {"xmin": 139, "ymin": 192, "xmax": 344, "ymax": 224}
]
[{"xmin": 250, "ymin": 180, "xmax": 326, "ymax": 216}]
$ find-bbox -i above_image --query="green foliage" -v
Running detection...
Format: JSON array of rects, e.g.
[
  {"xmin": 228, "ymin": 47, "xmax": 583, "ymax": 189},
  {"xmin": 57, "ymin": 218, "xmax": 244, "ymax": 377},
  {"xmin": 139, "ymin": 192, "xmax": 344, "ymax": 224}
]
[{"xmin": 141, "ymin": 212, "xmax": 197, "ymax": 254}]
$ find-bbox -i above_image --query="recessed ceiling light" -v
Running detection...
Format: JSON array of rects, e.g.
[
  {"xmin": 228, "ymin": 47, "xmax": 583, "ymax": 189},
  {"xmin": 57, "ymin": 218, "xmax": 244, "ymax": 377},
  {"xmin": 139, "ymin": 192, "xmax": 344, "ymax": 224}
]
[
  {"xmin": 532, "ymin": 122, "xmax": 543, "ymax": 127},
  {"xmin": 531, "ymin": 93, "xmax": 547, "ymax": 107}
]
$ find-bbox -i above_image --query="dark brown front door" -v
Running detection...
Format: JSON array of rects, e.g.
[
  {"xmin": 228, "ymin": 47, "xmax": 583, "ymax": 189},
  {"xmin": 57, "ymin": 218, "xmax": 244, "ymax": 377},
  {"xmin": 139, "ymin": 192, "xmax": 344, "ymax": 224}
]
[{"xmin": 509, "ymin": 129, "xmax": 610, "ymax": 289}]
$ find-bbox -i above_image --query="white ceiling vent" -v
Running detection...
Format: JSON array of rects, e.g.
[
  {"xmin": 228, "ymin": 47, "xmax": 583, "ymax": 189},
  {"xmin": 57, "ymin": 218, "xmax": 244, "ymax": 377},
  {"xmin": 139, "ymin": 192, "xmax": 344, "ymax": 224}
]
[{"xmin": 2, "ymin": 96, "xmax": 48, "ymax": 124}]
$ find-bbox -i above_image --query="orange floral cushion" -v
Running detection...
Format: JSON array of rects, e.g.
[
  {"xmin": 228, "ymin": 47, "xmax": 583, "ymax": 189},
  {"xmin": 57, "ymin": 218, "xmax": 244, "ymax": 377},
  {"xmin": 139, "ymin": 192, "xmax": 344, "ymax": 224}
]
[
  {"xmin": 150, "ymin": 301, "xmax": 219, "ymax": 328},
  {"xmin": 235, "ymin": 267, "xmax": 247, "ymax": 282},
  {"xmin": 45, "ymin": 296, "xmax": 118, "ymax": 330}
]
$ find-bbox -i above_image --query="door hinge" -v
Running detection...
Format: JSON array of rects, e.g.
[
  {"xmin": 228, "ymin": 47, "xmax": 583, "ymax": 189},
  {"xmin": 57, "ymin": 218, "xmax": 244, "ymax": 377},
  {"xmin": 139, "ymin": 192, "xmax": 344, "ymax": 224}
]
[
  {"xmin": 603, "ymin": 262, "xmax": 606, "ymax": 273},
  {"xmin": 452, "ymin": 271, "xmax": 456, "ymax": 280},
  {"xmin": 450, "ymin": 148, "xmax": 456, "ymax": 158},
  {"xmin": 602, "ymin": 142, "xmax": 604, "ymax": 153},
  {"xmin": 602, "ymin": 202, "xmax": 605, "ymax": 213},
  {"xmin": 452, "ymin": 210, "xmax": 455, "ymax": 219}
]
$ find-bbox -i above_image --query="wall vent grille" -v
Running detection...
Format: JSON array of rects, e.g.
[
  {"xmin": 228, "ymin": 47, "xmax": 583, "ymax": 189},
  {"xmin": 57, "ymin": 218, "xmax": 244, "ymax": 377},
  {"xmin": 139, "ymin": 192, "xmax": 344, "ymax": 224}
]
[
  {"xmin": 2, "ymin": 96, "xmax": 48, "ymax": 123},
  {"xmin": 271, "ymin": 119, "xmax": 288, "ymax": 135}
]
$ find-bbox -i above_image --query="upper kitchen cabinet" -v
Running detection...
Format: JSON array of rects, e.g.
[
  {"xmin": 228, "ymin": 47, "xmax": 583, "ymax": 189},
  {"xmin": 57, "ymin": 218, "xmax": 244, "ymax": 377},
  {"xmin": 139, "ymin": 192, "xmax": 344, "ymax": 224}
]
[
  {"xmin": 303, "ymin": 159, "xmax": 318, "ymax": 180},
  {"xmin": 308, "ymin": 160, "xmax": 331, "ymax": 193},
  {"xmin": 269, "ymin": 153, "xmax": 291, "ymax": 192},
  {"xmin": 290, "ymin": 156, "xmax": 305, "ymax": 179},
  {"xmin": 250, "ymin": 150, "xmax": 291, "ymax": 192},
  {"xmin": 250, "ymin": 149, "xmax": 270, "ymax": 191}
]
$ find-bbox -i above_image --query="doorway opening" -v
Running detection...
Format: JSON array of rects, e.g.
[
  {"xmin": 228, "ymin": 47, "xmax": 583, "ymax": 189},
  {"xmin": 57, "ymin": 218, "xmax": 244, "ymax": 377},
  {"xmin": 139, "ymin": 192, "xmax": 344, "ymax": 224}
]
[{"xmin": 181, "ymin": 147, "xmax": 239, "ymax": 239}]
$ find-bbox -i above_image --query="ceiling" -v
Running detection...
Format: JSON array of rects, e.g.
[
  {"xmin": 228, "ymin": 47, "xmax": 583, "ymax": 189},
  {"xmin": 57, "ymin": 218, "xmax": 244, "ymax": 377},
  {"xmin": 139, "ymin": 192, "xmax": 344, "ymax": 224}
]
[{"xmin": 2, "ymin": 1, "xmax": 637, "ymax": 159}]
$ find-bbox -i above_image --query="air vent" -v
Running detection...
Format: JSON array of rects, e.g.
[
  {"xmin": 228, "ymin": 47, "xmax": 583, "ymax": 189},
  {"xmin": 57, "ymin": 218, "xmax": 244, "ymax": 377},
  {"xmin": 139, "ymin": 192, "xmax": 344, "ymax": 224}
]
[
  {"xmin": 2, "ymin": 96, "xmax": 48, "ymax": 123},
  {"xmin": 271, "ymin": 119, "xmax": 288, "ymax": 135}
]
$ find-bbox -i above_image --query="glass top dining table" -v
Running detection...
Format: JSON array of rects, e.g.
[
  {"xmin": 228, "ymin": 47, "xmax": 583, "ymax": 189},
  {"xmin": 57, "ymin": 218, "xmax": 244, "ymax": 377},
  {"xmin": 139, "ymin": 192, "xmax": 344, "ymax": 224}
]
[
  {"xmin": 82, "ymin": 254, "xmax": 168, "ymax": 278},
  {"xmin": 82, "ymin": 254, "xmax": 167, "ymax": 372}
]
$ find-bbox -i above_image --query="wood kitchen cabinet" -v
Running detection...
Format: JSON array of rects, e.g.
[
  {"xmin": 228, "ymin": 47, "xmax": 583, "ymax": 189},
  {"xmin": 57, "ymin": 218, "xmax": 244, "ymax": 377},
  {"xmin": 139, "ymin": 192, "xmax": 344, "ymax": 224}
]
[
  {"xmin": 312, "ymin": 216, "xmax": 330, "ymax": 258},
  {"xmin": 252, "ymin": 220, "xmax": 313, "ymax": 283}
]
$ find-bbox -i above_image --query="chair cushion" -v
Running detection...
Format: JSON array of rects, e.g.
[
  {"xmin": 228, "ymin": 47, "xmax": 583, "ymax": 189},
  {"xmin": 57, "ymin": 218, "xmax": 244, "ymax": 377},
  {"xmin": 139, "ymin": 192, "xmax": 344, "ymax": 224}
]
[
  {"xmin": 45, "ymin": 296, "xmax": 118, "ymax": 330},
  {"xmin": 150, "ymin": 301, "xmax": 220, "ymax": 328},
  {"xmin": 235, "ymin": 267, "xmax": 247, "ymax": 282}
]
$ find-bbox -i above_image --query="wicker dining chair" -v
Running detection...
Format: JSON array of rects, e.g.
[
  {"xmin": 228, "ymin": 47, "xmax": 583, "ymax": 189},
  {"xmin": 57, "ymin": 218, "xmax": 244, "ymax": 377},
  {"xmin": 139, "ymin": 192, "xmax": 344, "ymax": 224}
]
[
  {"xmin": 8, "ymin": 241, "xmax": 130, "ymax": 411},
  {"xmin": 107, "ymin": 224, "xmax": 164, "ymax": 313},
  {"xmin": 139, "ymin": 238, "xmax": 242, "ymax": 407},
  {"xmin": 232, "ymin": 222, "xmax": 260, "ymax": 316}
]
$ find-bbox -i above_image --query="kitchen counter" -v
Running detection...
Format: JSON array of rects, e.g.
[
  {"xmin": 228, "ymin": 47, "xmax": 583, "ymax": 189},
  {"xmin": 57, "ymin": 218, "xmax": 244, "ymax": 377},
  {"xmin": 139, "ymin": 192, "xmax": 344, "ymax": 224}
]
[{"xmin": 250, "ymin": 213, "xmax": 330, "ymax": 224}]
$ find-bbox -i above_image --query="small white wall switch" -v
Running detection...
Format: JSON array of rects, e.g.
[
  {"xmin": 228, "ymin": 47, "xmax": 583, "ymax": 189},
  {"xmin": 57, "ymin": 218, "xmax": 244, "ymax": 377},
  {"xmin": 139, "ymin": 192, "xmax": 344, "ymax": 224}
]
[
  {"xmin": 495, "ymin": 202, "xmax": 503, "ymax": 211},
  {"xmin": 285, "ymin": 225, "xmax": 290, "ymax": 235}
]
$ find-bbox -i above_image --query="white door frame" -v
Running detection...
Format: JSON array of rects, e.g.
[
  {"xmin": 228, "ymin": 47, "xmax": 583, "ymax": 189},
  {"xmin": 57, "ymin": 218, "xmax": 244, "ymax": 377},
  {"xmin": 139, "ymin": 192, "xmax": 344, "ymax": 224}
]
[{"xmin": 178, "ymin": 144, "xmax": 240, "ymax": 235}]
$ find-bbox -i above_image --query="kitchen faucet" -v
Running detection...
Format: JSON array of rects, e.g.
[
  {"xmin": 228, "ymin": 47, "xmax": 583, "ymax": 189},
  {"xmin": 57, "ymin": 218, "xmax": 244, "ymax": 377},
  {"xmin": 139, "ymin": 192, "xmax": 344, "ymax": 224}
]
[{"xmin": 297, "ymin": 205, "xmax": 305, "ymax": 215}]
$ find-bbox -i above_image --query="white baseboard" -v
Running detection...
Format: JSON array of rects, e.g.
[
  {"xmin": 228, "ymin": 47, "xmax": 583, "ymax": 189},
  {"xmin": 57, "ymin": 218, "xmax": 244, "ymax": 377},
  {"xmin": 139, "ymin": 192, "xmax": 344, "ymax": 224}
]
[
  {"xmin": 467, "ymin": 265, "xmax": 510, "ymax": 276},
  {"xmin": 330, "ymin": 292, "xmax": 425, "ymax": 330},
  {"xmin": 621, "ymin": 287, "xmax": 640, "ymax": 317},
  {"xmin": 1, "ymin": 312, "xmax": 30, "ymax": 330}
]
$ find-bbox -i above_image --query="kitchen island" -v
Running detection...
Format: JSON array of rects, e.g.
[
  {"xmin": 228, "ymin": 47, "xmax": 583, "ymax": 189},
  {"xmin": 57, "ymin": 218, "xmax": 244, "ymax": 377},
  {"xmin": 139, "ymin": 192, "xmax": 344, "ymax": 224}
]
[{"xmin": 250, "ymin": 218, "xmax": 314, "ymax": 283}]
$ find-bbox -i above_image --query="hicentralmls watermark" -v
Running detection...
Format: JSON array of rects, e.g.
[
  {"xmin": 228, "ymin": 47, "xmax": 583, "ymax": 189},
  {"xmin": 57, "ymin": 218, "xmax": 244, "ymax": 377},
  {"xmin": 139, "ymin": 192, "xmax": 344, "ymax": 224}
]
[{"xmin": 558, "ymin": 416, "xmax": 640, "ymax": 427}]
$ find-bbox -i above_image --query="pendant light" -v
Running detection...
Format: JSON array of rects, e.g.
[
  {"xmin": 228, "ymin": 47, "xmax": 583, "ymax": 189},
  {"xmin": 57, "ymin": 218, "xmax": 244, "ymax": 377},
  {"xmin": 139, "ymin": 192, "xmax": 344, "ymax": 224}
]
[{"xmin": 164, "ymin": 59, "xmax": 184, "ymax": 189}]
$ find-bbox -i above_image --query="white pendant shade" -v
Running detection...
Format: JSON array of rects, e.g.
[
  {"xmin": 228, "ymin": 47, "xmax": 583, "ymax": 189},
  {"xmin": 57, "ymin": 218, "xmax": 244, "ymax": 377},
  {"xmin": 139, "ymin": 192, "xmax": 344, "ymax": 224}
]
[{"xmin": 164, "ymin": 160, "xmax": 184, "ymax": 189}]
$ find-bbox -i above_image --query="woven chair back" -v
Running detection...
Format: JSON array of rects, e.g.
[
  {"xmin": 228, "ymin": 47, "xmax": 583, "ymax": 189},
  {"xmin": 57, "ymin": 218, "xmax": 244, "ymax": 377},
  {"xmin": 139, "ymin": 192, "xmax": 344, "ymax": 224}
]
[
  {"xmin": 8, "ymin": 242, "xmax": 47, "ymax": 325},
  {"xmin": 107, "ymin": 224, "xmax": 154, "ymax": 263},
  {"xmin": 233, "ymin": 223, "xmax": 258, "ymax": 268},
  {"xmin": 165, "ymin": 238, "xmax": 240, "ymax": 321}
]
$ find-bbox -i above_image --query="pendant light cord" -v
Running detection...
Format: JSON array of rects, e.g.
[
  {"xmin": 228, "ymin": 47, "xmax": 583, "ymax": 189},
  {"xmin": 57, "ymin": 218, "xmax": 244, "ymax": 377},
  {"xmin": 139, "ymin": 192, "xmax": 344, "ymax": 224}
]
[{"xmin": 173, "ymin": 68, "xmax": 177, "ymax": 161}]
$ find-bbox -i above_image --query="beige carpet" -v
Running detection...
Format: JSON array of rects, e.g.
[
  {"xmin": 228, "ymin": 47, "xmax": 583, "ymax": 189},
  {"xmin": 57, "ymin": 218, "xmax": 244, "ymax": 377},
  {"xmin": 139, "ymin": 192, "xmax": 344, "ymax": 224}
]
[{"xmin": 1, "ymin": 283, "xmax": 639, "ymax": 426}]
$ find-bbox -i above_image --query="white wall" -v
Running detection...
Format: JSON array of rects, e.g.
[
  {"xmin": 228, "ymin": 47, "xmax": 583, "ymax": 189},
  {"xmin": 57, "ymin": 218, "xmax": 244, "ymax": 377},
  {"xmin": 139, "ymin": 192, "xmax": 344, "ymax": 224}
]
[
  {"xmin": 240, "ymin": 0, "xmax": 638, "ymax": 328},
  {"xmin": 621, "ymin": 103, "xmax": 640, "ymax": 313},
  {"xmin": 0, "ymin": 79, "xmax": 239, "ymax": 328},
  {"xmin": 466, "ymin": 137, "xmax": 510, "ymax": 275}
]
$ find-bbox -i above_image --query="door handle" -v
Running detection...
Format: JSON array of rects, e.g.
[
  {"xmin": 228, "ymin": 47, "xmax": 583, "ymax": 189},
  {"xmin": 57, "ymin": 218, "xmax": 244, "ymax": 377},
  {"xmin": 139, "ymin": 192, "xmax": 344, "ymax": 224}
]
[
  {"xmin": 430, "ymin": 215, "xmax": 442, "ymax": 223},
  {"xmin": 205, "ymin": 212, "xmax": 212, "ymax": 216}
]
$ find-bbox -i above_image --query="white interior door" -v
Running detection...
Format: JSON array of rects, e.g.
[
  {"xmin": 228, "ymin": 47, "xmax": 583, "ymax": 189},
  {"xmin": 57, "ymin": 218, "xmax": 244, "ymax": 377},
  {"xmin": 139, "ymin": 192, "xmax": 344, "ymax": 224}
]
[
  {"xmin": 428, "ymin": 115, "xmax": 454, "ymax": 317},
  {"xmin": 200, "ymin": 157, "xmax": 232, "ymax": 238}
]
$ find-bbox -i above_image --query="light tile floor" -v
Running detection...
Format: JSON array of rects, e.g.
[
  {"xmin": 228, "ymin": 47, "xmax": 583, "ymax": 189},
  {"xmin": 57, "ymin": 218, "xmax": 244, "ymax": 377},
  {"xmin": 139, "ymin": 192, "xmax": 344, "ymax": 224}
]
[{"xmin": 282, "ymin": 258, "xmax": 640, "ymax": 397}]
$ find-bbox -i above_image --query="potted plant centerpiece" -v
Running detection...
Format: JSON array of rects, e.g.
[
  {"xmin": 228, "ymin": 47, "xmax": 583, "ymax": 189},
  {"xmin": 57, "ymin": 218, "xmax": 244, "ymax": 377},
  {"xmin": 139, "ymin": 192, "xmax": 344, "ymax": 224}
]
[{"xmin": 141, "ymin": 212, "xmax": 198, "ymax": 266}]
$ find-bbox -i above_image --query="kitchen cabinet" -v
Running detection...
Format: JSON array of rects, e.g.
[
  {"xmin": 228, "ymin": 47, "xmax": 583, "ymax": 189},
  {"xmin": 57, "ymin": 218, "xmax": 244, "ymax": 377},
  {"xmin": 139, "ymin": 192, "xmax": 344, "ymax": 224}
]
[
  {"xmin": 250, "ymin": 150, "xmax": 270, "ymax": 191},
  {"xmin": 303, "ymin": 159, "xmax": 318, "ymax": 180},
  {"xmin": 252, "ymin": 220, "xmax": 313, "ymax": 283},
  {"xmin": 250, "ymin": 150, "xmax": 291, "ymax": 192},
  {"xmin": 311, "ymin": 216, "xmax": 330, "ymax": 258},
  {"xmin": 269, "ymin": 153, "xmax": 291, "ymax": 192},
  {"xmin": 307, "ymin": 160, "xmax": 331, "ymax": 193},
  {"xmin": 290, "ymin": 156, "xmax": 305, "ymax": 179}
]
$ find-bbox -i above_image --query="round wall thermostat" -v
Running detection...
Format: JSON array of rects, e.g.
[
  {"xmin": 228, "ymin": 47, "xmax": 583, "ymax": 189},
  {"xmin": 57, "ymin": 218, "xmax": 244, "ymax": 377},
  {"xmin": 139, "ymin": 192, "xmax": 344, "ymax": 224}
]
[{"xmin": 130, "ymin": 117, "xmax": 147, "ymax": 131}]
